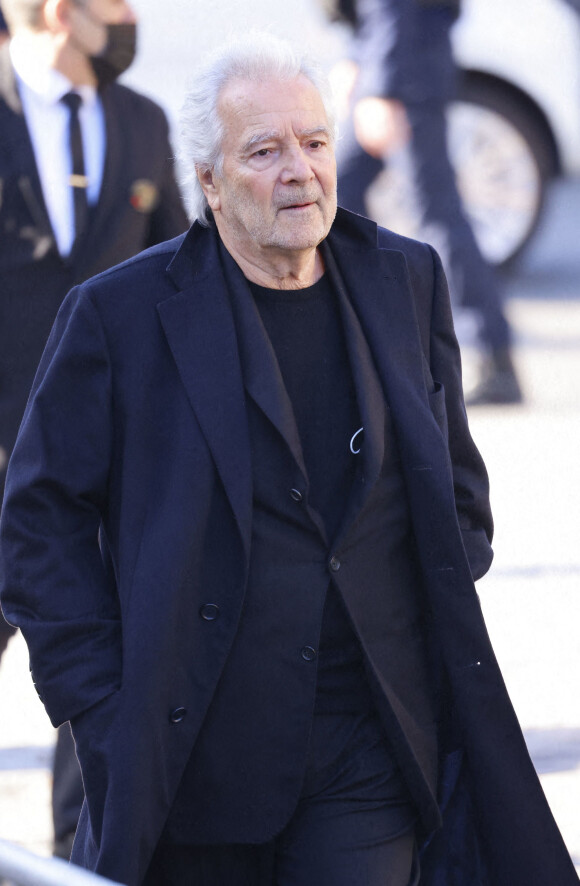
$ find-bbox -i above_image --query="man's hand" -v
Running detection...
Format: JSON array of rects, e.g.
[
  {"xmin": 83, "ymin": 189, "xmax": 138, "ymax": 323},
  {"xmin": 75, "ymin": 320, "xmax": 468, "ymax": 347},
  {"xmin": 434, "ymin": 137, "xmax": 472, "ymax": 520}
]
[{"xmin": 353, "ymin": 97, "xmax": 410, "ymax": 158}]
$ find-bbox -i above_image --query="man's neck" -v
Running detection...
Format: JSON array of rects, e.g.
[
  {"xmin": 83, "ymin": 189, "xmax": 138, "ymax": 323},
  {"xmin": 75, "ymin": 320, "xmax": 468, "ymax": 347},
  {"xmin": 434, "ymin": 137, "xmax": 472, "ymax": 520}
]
[{"xmin": 215, "ymin": 230, "xmax": 325, "ymax": 291}]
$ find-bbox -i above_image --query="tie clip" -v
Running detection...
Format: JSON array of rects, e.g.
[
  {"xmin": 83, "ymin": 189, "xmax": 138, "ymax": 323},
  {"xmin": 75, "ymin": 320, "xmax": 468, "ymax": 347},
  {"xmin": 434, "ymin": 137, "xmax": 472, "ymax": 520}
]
[{"xmin": 70, "ymin": 174, "xmax": 89, "ymax": 189}]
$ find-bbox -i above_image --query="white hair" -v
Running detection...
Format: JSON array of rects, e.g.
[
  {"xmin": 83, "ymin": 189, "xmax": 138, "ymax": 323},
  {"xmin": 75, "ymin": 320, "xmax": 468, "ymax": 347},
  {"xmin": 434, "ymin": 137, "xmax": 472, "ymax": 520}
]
[{"xmin": 179, "ymin": 30, "xmax": 337, "ymax": 226}]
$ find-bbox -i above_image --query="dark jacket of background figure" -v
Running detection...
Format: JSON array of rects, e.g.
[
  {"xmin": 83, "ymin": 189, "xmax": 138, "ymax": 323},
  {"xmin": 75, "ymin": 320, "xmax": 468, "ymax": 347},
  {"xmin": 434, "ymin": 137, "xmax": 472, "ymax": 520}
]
[
  {"xmin": 0, "ymin": 42, "xmax": 189, "ymax": 499},
  {"xmin": 0, "ymin": 209, "xmax": 577, "ymax": 886},
  {"xmin": 341, "ymin": 0, "xmax": 460, "ymax": 104}
]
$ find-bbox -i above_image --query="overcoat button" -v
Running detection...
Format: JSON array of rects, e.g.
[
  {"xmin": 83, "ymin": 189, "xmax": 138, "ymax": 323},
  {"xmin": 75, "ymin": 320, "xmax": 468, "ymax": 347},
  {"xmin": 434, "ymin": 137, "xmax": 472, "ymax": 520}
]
[
  {"xmin": 169, "ymin": 707, "xmax": 187, "ymax": 724},
  {"xmin": 301, "ymin": 646, "xmax": 317, "ymax": 662},
  {"xmin": 290, "ymin": 488, "xmax": 303, "ymax": 502},
  {"xmin": 200, "ymin": 603, "xmax": 220, "ymax": 621},
  {"xmin": 329, "ymin": 556, "xmax": 341, "ymax": 572}
]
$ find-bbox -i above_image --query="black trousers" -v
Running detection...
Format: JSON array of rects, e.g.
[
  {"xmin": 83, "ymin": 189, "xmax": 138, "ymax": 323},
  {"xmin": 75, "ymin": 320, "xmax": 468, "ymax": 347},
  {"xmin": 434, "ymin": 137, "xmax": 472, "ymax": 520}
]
[{"xmin": 143, "ymin": 710, "xmax": 420, "ymax": 886}]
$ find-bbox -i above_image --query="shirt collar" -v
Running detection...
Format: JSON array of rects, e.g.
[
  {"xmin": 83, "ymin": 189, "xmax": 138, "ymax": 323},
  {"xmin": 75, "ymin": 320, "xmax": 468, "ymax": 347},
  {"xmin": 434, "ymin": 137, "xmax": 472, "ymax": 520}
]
[{"xmin": 9, "ymin": 33, "xmax": 98, "ymax": 108}]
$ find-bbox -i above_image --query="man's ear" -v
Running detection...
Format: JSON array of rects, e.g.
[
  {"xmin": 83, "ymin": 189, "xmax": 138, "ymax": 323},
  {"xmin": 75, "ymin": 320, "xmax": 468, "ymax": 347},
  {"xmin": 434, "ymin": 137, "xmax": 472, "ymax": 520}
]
[
  {"xmin": 42, "ymin": 0, "xmax": 69, "ymax": 32},
  {"xmin": 197, "ymin": 167, "xmax": 221, "ymax": 212}
]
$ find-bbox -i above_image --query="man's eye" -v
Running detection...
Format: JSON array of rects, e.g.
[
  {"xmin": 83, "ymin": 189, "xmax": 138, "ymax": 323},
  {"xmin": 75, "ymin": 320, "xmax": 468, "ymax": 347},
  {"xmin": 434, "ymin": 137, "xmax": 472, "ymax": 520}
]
[{"xmin": 254, "ymin": 148, "xmax": 271, "ymax": 157}]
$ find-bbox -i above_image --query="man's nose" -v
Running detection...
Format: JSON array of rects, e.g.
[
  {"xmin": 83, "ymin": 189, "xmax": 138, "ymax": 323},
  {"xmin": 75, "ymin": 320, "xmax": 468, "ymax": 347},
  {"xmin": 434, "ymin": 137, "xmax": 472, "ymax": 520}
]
[{"xmin": 280, "ymin": 147, "xmax": 314, "ymax": 183}]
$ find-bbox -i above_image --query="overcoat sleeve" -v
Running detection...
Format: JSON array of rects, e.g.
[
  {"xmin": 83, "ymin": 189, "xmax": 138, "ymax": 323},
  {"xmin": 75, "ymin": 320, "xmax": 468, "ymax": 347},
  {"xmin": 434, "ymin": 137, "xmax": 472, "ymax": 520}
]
[{"xmin": 0, "ymin": 285, "xmax": 121, "ymax": 728}]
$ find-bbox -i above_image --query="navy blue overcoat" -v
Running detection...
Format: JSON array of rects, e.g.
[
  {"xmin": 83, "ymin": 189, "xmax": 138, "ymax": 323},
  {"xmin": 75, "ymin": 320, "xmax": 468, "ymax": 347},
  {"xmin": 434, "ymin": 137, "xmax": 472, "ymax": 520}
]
[{"xmin": 0, "ymin": 210, "xmax": 577, "ymax": 885}]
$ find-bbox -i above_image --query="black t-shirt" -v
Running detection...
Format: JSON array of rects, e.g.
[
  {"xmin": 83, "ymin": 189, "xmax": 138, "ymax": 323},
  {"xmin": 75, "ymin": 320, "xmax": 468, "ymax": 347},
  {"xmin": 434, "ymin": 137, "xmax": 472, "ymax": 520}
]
[
  {"xmin": 249, "ymin": 274, "xmax": 360, "ymax": 541},
  {"xmin": 250, "ymin": 274, "xmax": 374, "ymax": 713}
]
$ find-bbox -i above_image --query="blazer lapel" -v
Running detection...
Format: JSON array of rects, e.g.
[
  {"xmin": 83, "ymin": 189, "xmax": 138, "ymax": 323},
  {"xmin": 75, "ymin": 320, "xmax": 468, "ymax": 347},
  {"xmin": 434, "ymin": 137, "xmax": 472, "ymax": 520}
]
[
  {"xmin": 0, "ymin": 47, "xmax": 56, "ymax": 258},
  {"xmin": 217, "ymin": 243, "xmax": 308, "ymax": 479},
  {"xmin": 157, "ymin": 226, "xmax": 253, "ymax": 559}
]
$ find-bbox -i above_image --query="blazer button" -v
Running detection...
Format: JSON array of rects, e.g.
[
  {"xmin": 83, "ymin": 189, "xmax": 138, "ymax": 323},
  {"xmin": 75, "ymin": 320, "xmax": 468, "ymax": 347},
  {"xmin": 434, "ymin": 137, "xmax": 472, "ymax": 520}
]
[
  {"xmin": 169, "ymin": 707, "xmax": 187, "ymax": 724},
  {"xmin": 301, "ymin": 646, "xmax": 317, "ymax": 662},
  {"xmin": 200, "ymin": 603, "xmax": 220, "ymax": 621},
  {"xmin": 290, "ymin": 488, "xmax": 303, "ymax": 502},
  {"xmin": 329, "ymin": 556, "xmax": 341, "ymax": 572}
]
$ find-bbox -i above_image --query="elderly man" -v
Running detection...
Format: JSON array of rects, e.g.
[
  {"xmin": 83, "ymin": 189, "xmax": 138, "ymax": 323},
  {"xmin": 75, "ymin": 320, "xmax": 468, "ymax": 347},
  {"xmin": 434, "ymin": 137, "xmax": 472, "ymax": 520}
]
[{"xmin": 0, "ymin": 32, "xmax": 577, "ymax": 886}]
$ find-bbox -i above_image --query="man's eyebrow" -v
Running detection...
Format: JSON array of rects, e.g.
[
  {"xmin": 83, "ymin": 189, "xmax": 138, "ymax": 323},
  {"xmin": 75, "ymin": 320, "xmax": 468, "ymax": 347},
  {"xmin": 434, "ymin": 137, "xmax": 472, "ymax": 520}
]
[
  {"xmin": 241, "ymin": 126, "xmax": 332, "ymax": 154},
  {"xmin": 241, "ymin": 130, "xmax": 283, "ymax": 154},
  {"xmin": 300, "ymin": 126, "xmax": 332, "ymax": 141}
]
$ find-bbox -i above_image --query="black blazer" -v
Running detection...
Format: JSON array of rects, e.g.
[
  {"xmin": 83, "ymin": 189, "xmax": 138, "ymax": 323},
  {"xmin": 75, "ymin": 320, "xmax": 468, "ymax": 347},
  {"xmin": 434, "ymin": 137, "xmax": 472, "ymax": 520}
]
[
  {"xmin": 0, "ymin": 43, "xmax": 188, "ymax": 493},
  {"xmin": 0, "ymin": 211, "xmax": 577, "ymax": 886}
]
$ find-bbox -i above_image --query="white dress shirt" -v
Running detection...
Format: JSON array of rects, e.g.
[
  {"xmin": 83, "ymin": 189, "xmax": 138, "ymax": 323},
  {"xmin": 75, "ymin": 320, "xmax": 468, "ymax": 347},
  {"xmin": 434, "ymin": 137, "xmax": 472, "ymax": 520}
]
[{"xmin": 10, "ymin": 34, "xmax": 106, "ymax": 257}]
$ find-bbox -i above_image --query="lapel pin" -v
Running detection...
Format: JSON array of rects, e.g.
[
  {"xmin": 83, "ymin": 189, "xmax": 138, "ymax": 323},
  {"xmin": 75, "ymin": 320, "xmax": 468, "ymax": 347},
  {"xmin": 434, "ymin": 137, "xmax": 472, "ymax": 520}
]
[{"xmin": 129, "ymin": 179, "xmax": 159, "ymax": 213}]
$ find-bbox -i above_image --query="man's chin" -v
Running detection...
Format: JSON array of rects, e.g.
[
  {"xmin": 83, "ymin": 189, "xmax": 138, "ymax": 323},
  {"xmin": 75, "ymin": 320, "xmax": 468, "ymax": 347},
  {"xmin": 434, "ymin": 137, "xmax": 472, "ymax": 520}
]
[{"xmin": 272, "ymin": 217, "xmax": 332, "ymax": 251}]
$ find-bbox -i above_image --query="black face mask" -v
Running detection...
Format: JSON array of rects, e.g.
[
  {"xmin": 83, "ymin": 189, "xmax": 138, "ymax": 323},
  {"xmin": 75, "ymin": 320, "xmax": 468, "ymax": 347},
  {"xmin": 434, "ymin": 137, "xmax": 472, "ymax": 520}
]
[{"xmin": 89, "ymin": 22, "xmax": 137, "ymax": 89}]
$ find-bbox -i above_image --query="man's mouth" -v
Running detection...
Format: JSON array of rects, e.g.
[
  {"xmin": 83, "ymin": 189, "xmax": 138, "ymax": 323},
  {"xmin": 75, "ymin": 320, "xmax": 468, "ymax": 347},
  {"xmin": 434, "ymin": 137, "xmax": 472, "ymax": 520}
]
[{"xmin": 279, "ymin": 201, "xmax": 316, "ymax": 211}]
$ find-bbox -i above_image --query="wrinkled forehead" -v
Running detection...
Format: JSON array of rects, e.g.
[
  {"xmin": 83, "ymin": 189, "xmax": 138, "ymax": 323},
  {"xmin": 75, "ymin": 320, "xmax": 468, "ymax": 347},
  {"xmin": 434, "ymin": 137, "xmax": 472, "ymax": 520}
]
[{"xmin": 217, "ymin": 74, "xmax": 331, "ymax": 151}]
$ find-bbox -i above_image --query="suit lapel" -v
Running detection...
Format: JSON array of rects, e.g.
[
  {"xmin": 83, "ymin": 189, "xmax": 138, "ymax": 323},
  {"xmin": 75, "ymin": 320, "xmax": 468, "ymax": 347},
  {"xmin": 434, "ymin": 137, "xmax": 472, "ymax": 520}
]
[
  {"xmin": 0, "ymin": 46, "xmax": 57, "ymax": 257},
  {"xmin": 157, "ymin": 226, "xmax": 253, "ymax": 559}
]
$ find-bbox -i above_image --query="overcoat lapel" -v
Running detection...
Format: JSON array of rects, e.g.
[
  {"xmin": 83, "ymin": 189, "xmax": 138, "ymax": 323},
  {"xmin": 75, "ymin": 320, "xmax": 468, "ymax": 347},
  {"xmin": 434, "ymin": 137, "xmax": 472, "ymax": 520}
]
[
  {"xmin": 326, "ymin": 236, "xmax": 429, "ymax": 416},
  {"xmin": 158, "ymin": 226, "xmax": 253, "ymax": 560},
  {"xmin": 326, "ymin": 219, "xmax": 473, "ymax": 588},
  {"xmin": 325, "ymin": 230, "xmax": 443, "ymax": 472}
]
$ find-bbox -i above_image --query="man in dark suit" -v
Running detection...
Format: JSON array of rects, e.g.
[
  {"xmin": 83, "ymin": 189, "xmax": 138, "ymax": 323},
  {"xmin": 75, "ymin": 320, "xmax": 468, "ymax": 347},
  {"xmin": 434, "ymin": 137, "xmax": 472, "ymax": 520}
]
[
  {"xmin": 0, "ymin": 0, "xmax": 188, "ymax": 858},
  {"xmin": 0, "ymin": 30, "xmax": 577, "ymax": 886}
]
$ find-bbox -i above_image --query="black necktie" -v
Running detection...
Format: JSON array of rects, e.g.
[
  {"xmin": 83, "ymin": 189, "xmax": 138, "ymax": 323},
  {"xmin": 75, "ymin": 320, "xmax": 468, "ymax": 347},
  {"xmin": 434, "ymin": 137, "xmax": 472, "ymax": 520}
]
[{"xmin": 61, "ymin": 91, "xmax": 89, "ymax": 245}]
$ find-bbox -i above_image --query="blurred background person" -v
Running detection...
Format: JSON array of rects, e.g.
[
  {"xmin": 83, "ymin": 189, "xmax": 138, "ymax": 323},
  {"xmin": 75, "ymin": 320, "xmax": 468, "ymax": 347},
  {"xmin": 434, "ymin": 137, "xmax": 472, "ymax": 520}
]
[
  {"xmin": 326, "ymin": 0, "xmax": 523, "ymax": 406},
  {"xmin": 0, "ymin": 8, "xmax": 8, "ymax": 43},
  {"xmin": 0, "ymin": 0, "xmax": 188, "ymax": 860},
  {"xmin": 0, "ymin": 0, "xmax": 9, "ymax": 675}
]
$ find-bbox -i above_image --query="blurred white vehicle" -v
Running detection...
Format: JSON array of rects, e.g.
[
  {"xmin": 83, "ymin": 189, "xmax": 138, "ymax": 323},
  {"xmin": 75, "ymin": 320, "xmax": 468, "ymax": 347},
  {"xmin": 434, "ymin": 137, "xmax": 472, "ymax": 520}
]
[{"xmin": 369, "ymin": 0, "xmax": 580, "ymax": 266}]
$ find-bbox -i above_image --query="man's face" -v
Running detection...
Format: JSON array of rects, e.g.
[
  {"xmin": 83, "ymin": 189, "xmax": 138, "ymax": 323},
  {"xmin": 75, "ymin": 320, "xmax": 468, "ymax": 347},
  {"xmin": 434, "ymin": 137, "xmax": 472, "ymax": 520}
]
[
  {"xmin": 68, "ymin": 0, "xmax": 136, "ymax": 56},
  {"xmin": 203, "ymin": 74, "xmax": 337, "ymax": 267}
]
